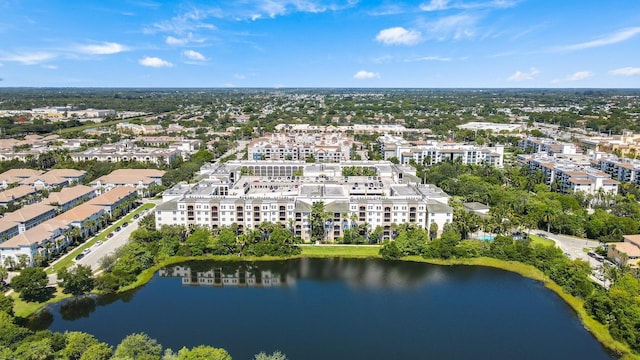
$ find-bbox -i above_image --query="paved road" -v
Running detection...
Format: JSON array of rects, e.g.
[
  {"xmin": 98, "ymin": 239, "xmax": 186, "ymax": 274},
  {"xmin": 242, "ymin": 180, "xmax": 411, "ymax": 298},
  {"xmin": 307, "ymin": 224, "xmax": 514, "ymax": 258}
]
[
  {"xmin": 535, "ymin": 230, "xmax": 608, "ymax": 287},
  {"xmin": 74, "ymin": 212, "xmax": 146, "ymax": 271}
]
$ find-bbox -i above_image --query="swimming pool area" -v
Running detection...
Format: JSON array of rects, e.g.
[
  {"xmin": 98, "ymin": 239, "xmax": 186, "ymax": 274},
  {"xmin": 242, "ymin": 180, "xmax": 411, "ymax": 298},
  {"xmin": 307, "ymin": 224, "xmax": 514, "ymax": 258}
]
[{"xmin": 476, "ymin": 234, "xmax": 496, "ymax": 241}]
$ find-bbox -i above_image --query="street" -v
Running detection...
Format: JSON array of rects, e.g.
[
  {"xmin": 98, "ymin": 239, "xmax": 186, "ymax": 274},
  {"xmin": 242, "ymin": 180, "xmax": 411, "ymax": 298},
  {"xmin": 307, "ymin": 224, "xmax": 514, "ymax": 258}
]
[
  {"xmin": 535, "ymin": 230, "xmax": 608, "ymax": 287},
  {"xmin": 74, "ymin": 210, "xmax": 147, "ymax": 272}
]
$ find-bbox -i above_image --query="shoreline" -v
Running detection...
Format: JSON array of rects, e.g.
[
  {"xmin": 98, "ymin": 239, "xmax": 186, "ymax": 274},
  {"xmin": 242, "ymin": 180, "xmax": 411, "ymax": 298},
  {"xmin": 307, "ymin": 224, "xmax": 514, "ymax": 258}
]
[{"xmin": 22, "ymin": 247, "xmax": 637, "ymax": 360}]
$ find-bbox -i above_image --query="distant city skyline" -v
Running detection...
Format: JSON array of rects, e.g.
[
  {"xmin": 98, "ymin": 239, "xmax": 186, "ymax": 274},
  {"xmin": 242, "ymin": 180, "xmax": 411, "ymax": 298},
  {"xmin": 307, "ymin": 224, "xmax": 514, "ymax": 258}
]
[{"xmin": 0, "ymin": 0, "xmax": 639, "ymax": 88}]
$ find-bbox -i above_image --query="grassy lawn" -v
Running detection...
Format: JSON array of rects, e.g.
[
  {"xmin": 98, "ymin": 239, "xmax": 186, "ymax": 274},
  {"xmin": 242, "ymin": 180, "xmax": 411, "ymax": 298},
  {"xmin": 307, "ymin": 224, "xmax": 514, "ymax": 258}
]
[
  {"xmin": 529, "ymin": 234, "xmax": 555, "ymax": 248},
  {"xmin": 12, "ymin": 287, "xmax": 72, "ymax": 318},
  {"xmin": 300, "ymin": 245, "xmax": 381, "ymax": 258},
  {"xmin": 47, "ymin": 203, "xmax": 156, "ymax": 274}
]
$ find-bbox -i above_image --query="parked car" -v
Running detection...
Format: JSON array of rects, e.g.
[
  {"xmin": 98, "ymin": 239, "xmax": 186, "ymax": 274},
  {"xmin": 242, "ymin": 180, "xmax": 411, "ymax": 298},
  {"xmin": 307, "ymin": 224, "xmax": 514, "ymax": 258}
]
[
  {"xmin": 122, "ymin": 222, "xmax": 129, "ymax": 228},
  {"xmin": 82, "ymin": 248, "xmax": 91, "ymax": 255},
  {"xmin": 106, "ymin": 233, "xmax": 114, "ymax": 238},
  {"xmin": 133, "ymin": 214, "xmax": 140, "ymax": 219},
  {"xmin": 95, "ymin": 240, "xmax": 103, "ymax": 246},
  {"xmin": 75, "ymin": 253, "xmax": 85, "ymax": 261},
  {"xmin": 115, "ymin": 226, "xmax": 121, "ymax": 232}
]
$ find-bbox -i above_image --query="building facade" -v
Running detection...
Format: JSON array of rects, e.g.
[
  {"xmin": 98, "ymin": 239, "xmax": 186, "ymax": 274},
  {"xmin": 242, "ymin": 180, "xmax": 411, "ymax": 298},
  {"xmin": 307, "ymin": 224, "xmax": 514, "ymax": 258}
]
[{"xmin": 155, "ymin": 160, "xmax": 452, "ymax": 242}]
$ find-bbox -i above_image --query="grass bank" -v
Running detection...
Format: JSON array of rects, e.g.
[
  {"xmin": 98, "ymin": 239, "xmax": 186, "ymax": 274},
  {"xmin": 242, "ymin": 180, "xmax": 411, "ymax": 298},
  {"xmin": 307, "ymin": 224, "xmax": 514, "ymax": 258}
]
[
  {"xmin": 299, "ymin": 244, "xmax": 380, "ymax": 258},
  {"xmin": 529, "ymin": 234, "xmax": 555, "ymax": 247},
  {"xmin": 12, "ymin": 288, "xmax": 72, "ymax": 318}
]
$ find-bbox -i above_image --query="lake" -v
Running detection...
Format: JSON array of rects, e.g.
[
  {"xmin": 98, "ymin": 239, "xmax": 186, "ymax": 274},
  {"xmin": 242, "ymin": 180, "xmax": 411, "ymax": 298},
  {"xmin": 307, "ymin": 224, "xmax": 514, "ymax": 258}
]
[{"xmin": 43, "ymin": 258, "xmax": 615, "ymax": 359}]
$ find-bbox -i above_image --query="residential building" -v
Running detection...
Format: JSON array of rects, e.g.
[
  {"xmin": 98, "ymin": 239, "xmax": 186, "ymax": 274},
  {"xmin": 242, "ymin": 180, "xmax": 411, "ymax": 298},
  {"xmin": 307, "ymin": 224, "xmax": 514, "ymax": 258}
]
[
  {"xmin": 44, "ymin": 185, "xmax": 97, "ymax": 212},
  {"xmin": 86, "ymin": 186, "xmax": 138, "ymax": 216},
  {"xmin": 19, "ymin": 169, "xmax": 86, "ymax": 190},
  {"xmin": 0, "ymin": 185, "xmax": 38, "ymax": 207},
  {"xmin": 70, "ymin": 141, "xmax": 180, "ymax": 166},
  {"xmin": 607, "ymin": 235, "xmax": 640, "ymax": 268},
  {"xmin": 248, "ymin": 132, "xmax": 353, "ymax": 162},
  {"xmin": 0, "ymin": 221, "xmax": 68, "ymax": 267},
  {"xmin": 274, "ymin": 123, "xmax": 431, "ymax": 136},
  {"xmin": 0, "ymin": 169, "xmax": 44, "ymax": 188},
  {"xmin": 155, "ymin": 160, "xmax": 453, "ymax": 241},
  {"xmin": 518, "ymin": 137, "xmax": 579, "ymax": 155},
  {"xmin": 378, "ymin": 134, "xmax": 505, "ymax": 168},
  {"xmin": 521, "ymin": 154, "xmax": 619, "ymax": 195},
  {"xmin": 2, "ymin": 203, "xmax": 56, "ymax": 233},
  {"xmin": 90, "ymin": 170, "xmax": 164, "ymax": 195},
  {"xmin": 116, "ymin": 122, "xmax": 163, "ymax": 135},
  {"xmin": 457, "ymin": 122, "xmax": 525, "ymax": 133}
]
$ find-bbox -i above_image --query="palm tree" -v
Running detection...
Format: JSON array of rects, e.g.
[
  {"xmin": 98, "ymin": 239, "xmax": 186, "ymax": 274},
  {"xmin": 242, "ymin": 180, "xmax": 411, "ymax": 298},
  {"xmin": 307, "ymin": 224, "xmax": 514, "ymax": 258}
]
[
  {"xmin": 4, "ymin": 257, "xmax": 16, "ymax": 271},
  {"xmin": 541, "ymin": 207, "xmax": 559, "ymax": 233},
  {"xmin": 17, "ymin": 254, "xmax": 30, "ymax": 269}
]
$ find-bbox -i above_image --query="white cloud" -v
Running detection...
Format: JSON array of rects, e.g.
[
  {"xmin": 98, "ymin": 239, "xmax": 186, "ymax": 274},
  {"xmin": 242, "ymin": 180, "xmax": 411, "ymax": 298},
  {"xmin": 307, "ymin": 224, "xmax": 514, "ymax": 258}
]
[
  {"xmin": 375, "ymin": 27, "xmax": 422, "ymax": 45},
  {"xmin": 166, "ymin": 36, "xmax": 189, "ymax": 46},
  {"xmin": 234, "ymin": 74, "xmax": 246, "ymax": 79},
  {"xmin": 566, "ymin": 71, "xmax": 593, "ymax": 81},
  {"xmin": 507, "ymin": 67, "xmax": 539, "ymax": 82},
  {"xmin": 556, "ymin": 27, "xmax": 640, "ymax": 51},
  {"xmin": 609, "ymin": 67, "xmax": 640, "ymax": 76},
  {"xmin": 77, "ymin": 42, "xmax": 129, "ymax": 55},
  {"xmin": 552, "ymin": 70, "xmax": 593, "ymax": 83},
  {"xmin": 166, "ymin": 33, "xmax": 203, "ymax": 46},
  {"xmin": 367, "ymin": 4, "xmax": 408, "ymax": 16},
  {"xmin": 420, "ymin": 0, "xmax": 449, "ymax": 11},
  {"xmin": 0, "ymin": 52, "xmax": 56, "ymax": 65},
  {"xmin": 406, "ymin": 56, "xmax": 452, "ymax": 62},
  {"xmin": 182, "ymin": 50, "xmax": 206, "ymax": 61},
  {"xmin": 420, "ymin": 0, "xmax": 518, "ymax": 11},
  {"xmin": 419, "ymin": 14, "xmax": 479, "ymax": 40},
  {"xmin": 353, "ymin": 70, "xmax": 380, "ymax": 79},
  {"xmin": 139, "ymin": 56, "xmax": 173, "ymax": 68},
  {"xmin": 42, "ymin": 64, "xmax": 58, "ymax": 70},
  {"xmin": 146, "ymin": 8, "xmax": 219, "ymax": 34}
]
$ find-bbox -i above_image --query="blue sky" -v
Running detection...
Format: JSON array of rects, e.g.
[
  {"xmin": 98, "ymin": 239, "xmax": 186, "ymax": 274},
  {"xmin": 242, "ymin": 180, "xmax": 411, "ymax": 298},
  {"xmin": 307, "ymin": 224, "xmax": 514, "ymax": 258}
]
[{"xmin": 1, "ymin": 0, "xmax": 639, "ymax": 88}]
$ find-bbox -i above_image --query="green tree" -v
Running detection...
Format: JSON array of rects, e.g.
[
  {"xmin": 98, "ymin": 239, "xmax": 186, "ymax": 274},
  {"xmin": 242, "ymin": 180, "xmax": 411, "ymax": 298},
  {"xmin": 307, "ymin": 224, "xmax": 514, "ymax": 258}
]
[
  {"xmin": 0, "ymin": 295, "xmax": 14, "ymax": 316},
  {"xmin": 0, "ymin": 311, "xmax": 31, "ymax": 348},
  {"xmin": 79, "ymin": 342, "xmax": 113, "ymax": 360},
  {"xmin": 176, "ymin": 345, "xmax": 232, "ymax": 360},
  {"xmin": 63, "ymin": 331, "xmax": 99, "ymax": 360},
  {"xmin": 254, "ymin": 351, "xmax": 288, "ymax": 360},
  {"xmin": 10, "ymin": 267, "xmax": 51, "ymax": 302},
  {"xmin": 310, "ymin": 202, "xmax": 330, "ymax": 243},
  {"xmin": 114, "ymin": 333, "xmax": 162, "ymax": 360},
  {"xmin": 0, "ymin": 266, "xmax": 7, "ymax": 282},
  {"xmin": 58, "ymin": 265, "xmax": 95, "ymax": 297},
  {"xmin": 14, "ymin": 338, "xmax": 54, "ymax": 360}
]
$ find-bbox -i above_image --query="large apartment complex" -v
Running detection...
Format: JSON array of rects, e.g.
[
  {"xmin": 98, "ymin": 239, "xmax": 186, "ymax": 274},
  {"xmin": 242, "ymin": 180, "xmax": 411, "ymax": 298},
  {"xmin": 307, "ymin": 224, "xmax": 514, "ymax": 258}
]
[
  {"xmin": 378, "ymin": 134, "xmax": 505, "ymax": 168},
  {"xmin": 155, "ymin": 160, "xmax": 453, "ymax": 241},
  {"xmin": 248, "ymin": 132, "xmax": 353, "ymax": 162}
]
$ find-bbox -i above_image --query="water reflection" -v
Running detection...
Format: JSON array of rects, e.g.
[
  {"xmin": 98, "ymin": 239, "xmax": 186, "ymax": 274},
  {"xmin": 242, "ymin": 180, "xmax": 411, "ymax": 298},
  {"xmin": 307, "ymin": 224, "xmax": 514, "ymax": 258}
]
[
  {"xmin": 159, "ymin": 261, "xmax": 293, "ymax": 287},
  {"xmin": 159, "ymin": 258, "xmax": 447, "ymax": 290}
]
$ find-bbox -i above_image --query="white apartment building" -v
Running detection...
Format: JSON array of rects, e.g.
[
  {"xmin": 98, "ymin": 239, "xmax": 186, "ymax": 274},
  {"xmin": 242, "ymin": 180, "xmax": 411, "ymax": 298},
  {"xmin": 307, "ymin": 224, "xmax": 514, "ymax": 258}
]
[
  {"xmin": 70, "ymin": 141, "xmax": 180, "ymax": 166},
  {"xmin": 274, "ymin": 123, "xmax": 431, "ymax": 136},
  {"xmin": 591, "ymin": 155, "xmax": 640, "ymax": 186},
  {"xmin": 248, "ymin": 132, "xmax": 353, "ymax": 162},
  {"xmin": 518, "ymin": 137, "xmax": 578, "ymax": 155},
  {"xmin": 155, "ymin": 160, "xmax": 453, "ymax": 241},
  {"xmin": 378, "ymin": 134, "xmax": 505, "ymax": 168},
  {"xmin": 522, "ymin": 155, "xmax": 619, "ymax": 195}
]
